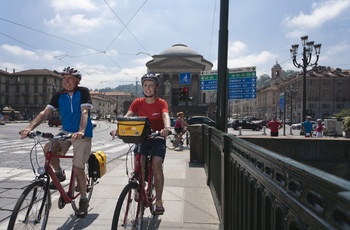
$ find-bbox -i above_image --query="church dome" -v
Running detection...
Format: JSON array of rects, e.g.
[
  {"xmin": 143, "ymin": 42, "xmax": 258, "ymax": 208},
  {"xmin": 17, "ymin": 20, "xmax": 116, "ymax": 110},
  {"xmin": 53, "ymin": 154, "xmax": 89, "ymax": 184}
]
[
  {"xmin": 159, "ymin": 44, "xmax": 199, "ymax": 56},
  {"xmin": 273, "ymin": 61, "xmax": 281, "ymax": 69}
]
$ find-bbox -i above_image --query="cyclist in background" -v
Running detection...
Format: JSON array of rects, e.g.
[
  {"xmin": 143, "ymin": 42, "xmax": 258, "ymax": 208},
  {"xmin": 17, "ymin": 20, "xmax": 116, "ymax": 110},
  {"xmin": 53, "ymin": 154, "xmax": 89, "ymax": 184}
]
[
  {"xmin": 20, "ymin": 66, "xmax": 93, "ymax": 218},
  {"xmin": 174, "ymin": 111, "xmax": 188, "ymax": 150},
  {"xmin": 112, "ymin": 73, "xmax": 170, "ymax": 215}
]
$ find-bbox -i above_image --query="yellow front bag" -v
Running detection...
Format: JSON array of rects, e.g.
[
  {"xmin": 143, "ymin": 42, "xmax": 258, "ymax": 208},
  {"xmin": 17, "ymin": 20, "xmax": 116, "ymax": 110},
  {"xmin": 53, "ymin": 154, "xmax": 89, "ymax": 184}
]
[
  {"xmin": 117, "ymin": 117, "xmax": 151, "ymax": 144},
  {"xmin": 88, "ymin": 151, "xmax": 107, "ymax": 178}
]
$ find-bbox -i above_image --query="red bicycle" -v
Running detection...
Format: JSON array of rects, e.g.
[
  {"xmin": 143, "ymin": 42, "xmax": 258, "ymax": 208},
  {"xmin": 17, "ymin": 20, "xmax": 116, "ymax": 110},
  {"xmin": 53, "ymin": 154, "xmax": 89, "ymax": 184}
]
[
  {"xmin": 111, "ymin": 131, "xmax": 162, "ymax": 229},
  {"xmin": 7, "ymin": 131, "xmax": 98, "ymax": 229}
]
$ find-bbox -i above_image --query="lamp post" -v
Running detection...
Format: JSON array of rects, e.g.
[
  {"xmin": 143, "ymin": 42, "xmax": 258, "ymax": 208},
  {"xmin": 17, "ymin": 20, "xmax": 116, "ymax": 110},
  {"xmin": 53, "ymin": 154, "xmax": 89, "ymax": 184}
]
[
  {"xmin": 290, "ymin": 36, "xmax": 321, "ymax": 121},
  {"xmin": 286, "ymin": 86, "xmax": 297, "ymax": 125}
]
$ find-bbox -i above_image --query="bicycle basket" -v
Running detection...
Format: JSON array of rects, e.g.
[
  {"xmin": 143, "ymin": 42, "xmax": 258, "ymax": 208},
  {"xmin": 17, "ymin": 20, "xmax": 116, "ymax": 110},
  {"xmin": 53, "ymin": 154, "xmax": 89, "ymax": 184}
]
[{"xmin": 117, "ymin": 117, "xmax": 151, "ymax": 143}]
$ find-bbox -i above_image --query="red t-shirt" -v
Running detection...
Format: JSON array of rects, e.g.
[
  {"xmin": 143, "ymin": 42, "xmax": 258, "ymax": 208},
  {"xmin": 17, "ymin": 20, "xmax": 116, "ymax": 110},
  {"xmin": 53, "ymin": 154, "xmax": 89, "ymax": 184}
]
[
  {"xmin": 128, "ymin": 97, "xmax": 169, "ymax": 131},
  {"xmin": 267, "ymin": 121, "xmax": 282, "ymax": 132}
]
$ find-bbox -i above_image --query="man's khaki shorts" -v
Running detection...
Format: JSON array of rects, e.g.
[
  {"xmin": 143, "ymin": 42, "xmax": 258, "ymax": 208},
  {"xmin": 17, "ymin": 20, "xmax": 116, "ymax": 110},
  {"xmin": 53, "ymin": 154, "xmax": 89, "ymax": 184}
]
[{"xmin": 58, "ymin": 137, "xmax": 92, "ymax": 169}]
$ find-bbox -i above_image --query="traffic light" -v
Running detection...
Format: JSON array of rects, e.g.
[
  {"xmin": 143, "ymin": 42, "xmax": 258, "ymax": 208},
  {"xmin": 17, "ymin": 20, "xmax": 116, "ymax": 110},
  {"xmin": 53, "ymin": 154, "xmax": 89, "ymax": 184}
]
[
  {"xmin": 183, "ymin": 87, "xmax": 189, "ymax": 100},
  {"xmin": 179, "ymin": 88, "xmax": 184, "ymax": 101}
]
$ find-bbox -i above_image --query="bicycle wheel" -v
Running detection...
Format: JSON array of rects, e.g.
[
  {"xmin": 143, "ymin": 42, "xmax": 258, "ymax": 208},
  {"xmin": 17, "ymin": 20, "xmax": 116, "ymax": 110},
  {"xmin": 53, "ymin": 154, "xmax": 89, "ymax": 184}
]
[
  {"xmin": 111, "ymin": 182, "xmax": 144, "ymax": 230},
  {"xmin": 71, "ymin": 163, "xmax": 95, "ymax": 213},
  {"xmin": 8, "ymin": 180, "xmax": 51, "ymax": 230},
  {"xmin": 165, "ymin": 133, "xmax": 177, "ymax": 149}
]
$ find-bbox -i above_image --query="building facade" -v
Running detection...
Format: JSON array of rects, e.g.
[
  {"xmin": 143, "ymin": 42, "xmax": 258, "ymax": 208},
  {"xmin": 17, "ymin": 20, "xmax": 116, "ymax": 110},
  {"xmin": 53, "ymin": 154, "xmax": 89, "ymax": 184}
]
[
  {"xmin": 232, "ymin": 64, "xmax": 350, "ymax": 122},
  {"xmin": 0, "ymin": 69, "xmax": 130, "ymax": 121},
  {"xmin": 146, "ymin": 43, "xmax": 214, "ymax": 118},
  {"xmin": 0, "ymin": 69, "xmax": 63, "ymax": 120}
]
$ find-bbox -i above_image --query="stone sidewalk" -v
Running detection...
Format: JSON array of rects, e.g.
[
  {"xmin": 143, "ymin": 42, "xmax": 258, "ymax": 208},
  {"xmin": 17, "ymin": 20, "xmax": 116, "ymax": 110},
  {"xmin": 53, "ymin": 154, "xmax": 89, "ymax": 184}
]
[{"xmin": 1, "ymin": 147, "xmax": 220, "ymax": 229}]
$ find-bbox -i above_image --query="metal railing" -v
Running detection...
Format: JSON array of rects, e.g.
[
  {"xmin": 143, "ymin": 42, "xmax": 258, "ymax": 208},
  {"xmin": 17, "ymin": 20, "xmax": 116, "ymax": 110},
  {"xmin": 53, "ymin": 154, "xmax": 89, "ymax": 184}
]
[{"xmin": 201, "ymin": 125, "xmax": 350, "ymax": 230}]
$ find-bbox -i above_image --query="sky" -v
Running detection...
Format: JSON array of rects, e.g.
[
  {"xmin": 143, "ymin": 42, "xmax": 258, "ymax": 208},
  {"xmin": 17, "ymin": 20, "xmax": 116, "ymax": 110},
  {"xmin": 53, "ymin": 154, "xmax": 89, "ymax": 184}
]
[{"xmin": 1, "ymin": 0, "xmax": 350, "ymax": 90}]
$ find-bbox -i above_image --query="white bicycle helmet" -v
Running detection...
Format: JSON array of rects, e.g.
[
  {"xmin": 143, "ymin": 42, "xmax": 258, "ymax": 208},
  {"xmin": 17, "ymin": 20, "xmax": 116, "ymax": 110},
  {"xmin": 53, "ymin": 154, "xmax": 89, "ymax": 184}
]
[
  {"xmin": 58, "ymin": 66, "xmax": 82, "ymax": 80},
  {"xmin": 141, "ymin": 73, "xmax": 160, "ymax": 86}
]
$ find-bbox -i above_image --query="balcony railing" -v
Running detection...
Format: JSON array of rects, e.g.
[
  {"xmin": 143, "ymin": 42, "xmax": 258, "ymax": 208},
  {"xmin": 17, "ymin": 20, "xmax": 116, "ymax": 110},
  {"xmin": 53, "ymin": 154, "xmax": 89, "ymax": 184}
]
[{"xmin": 198, "ymin": 125, "xmax": 350, "ymax": 230}]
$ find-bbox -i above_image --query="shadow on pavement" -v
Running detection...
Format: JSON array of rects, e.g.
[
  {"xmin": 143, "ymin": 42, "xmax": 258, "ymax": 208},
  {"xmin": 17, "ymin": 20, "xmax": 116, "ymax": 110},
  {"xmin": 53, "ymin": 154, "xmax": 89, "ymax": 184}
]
[{"xmin": 57, "ymin": 213, "xmax": 99, "ymax": 229}]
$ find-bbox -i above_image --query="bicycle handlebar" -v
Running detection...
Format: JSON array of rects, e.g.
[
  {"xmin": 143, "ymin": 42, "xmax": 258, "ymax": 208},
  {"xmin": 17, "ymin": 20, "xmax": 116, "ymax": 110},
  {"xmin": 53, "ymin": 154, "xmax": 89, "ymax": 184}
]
[
  {"xmin": 25, "ymin": 131, "xmax": 72, "ymax": 140},
  {"xmin": 110, "ymin": 130, "xmax": 164, "ymax": 140}
]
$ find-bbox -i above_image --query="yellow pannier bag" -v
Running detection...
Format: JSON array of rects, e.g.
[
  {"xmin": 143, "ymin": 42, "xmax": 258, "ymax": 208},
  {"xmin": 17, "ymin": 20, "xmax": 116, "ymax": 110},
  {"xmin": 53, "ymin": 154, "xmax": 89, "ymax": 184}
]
[
  {"xmin": 88, "ymin": 151, "xmax": 107, "ymax": 178},
  {"xmin": 117, "ymin": 117, "xmax": 151, "ymax": 144}
]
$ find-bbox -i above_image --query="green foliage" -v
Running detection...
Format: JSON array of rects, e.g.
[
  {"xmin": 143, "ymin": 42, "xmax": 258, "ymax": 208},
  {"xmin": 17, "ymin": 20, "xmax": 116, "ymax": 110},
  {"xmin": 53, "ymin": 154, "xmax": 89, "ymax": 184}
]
[
  {"xmin": 341, "ymin": 116, "xmax": 350, "ymax": 133},
  {"xmin": 94, "ymin": 84, "xmax": 143, "ymax": 96},
  {"xmin": 333, "ymin": 109, "xmax": 350, "ymax": 119},
  {"xmin": 257, "ymin": 74, "xmax": 270, "ymax": 88}
]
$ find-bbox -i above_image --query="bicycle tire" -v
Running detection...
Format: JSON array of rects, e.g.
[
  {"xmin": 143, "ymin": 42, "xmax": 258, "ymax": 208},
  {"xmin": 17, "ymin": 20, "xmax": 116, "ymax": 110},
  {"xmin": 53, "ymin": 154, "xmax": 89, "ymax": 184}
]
[
  {"xmin": 165, "ymin": 133, "xmax": 177, "ymax": 149},
  {"xmin": 71, "ymin": 163, "xmax": 95, "ymax": 213},
  {"xmin": 111, "ymin": 182, "xmax": 144, "ymax": 230},
  {"xmin": 8, "ymin": 180, "xmax": 51, "ymax": 230}
]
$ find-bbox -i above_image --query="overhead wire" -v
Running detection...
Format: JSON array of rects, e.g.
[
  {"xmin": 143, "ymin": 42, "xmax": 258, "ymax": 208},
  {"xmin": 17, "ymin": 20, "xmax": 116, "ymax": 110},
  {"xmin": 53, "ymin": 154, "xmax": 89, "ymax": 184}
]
[
  {"xmin": 0, "ymin": 17, "xmax": 141, "ymax": 80},
  {"xmin": 103, "ymin": 0, "xmax": 149, "ymax": 55},
  {"xmin": 0, "ymin": 17, "xmax": 104, "ymax": 54}
]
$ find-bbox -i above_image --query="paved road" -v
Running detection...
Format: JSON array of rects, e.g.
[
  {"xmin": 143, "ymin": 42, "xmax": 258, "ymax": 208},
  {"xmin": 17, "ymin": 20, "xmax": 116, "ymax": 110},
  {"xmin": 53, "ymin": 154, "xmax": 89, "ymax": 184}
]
[
  {"xmin": 0, "ymin": 121, "xmax": 128, "ymax": 223},
  {"xmin": 0, "ymin": 121, "xmax": 220, "ymax": 229}
]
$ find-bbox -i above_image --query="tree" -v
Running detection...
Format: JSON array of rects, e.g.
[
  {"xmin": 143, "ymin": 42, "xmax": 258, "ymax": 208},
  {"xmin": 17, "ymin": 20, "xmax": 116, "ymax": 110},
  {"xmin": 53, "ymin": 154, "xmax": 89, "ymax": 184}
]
[
  {"xmin": 257, "ymin": 74, "xmax": 271, "ymax": 88},
  {"xmin": 333, "ymin": 109, "xmax": 350, "ymax": 119}
]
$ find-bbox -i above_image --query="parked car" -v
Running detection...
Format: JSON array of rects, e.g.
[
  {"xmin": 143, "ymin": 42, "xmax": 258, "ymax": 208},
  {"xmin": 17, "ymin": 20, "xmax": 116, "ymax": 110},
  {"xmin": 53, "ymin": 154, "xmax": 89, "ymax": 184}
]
[
  {"xmin": 243, "ymin": 116, "xmax": 259, "ymax": 121},
  {"xmin": 187, "ymin": 116, "xmax": 215, "ymax": 126},
  {"xmin": 253, "ymin": 120, "xmax": 269, "ymax": 127},
  {"xmin": 48, "ymin": 116, "xmax": 61, "ymax": 127},
  {"xmin": 92, "ymin": 120, "xmax": 97, "ymax": 128},
  {"xmin": 232, "ymin": 119, "xmax": 262, "ymax": 131},
  {"xmin": 291, "ymin": 123, "xmax": 302, "ymax": 130}
]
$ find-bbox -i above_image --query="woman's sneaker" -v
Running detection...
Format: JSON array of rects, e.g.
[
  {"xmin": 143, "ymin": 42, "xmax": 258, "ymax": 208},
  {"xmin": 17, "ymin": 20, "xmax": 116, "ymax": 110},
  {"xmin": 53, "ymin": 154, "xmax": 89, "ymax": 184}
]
[{"xmin": 49, "ymin": 171, "xmax": 66, "ymax": 189}]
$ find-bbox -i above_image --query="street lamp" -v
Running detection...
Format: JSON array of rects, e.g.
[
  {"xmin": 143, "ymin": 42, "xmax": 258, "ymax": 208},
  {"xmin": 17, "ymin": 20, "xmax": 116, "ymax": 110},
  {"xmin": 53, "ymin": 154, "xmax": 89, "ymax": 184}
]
[
  {"xmin": 290, "ymin": 35, "xmax": 321, "ymax": 121},
  {"xmin": 286, "ymin": 86, "xmax": 297, "ymax": 124}
]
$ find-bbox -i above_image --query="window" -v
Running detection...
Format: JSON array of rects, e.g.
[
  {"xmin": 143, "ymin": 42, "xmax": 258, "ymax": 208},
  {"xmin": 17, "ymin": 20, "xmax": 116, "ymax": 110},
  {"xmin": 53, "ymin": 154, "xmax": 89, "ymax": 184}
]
[
  {"xmin": 323, "ymin": 90, "xmax": 330, "ymax": 98},
  {"xmin": 322, "ymin": 104, "xmax": 330, "ymax": 109},
  {"xmin": 15, "ymin": 96, "xmax": 20, "ymax": 105}
]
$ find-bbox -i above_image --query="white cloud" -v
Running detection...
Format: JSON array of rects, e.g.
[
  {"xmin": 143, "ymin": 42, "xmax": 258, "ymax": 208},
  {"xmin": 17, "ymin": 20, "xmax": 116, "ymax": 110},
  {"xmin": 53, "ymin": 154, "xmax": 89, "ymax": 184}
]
[
  {"xmin": 284, "ymin": 0, "xmax": 350, "ymax": 37},
  {"xmin": 228, "ymin": 41, "xmax": 247, "ymax": 58},
  {"xmin": 50, "ymin": 0, "xmax": 97, "ymax": 12},
  {"xmin": 44, "ymin": 14, "xmax": 102, "ymax": 34},
  {"xmin": 1, "ymin": 44, "xmax": 39, "ymax": 59},
  {"xmin": 0, "ymin": 62, "xmax": 26, "ymax": 72}
]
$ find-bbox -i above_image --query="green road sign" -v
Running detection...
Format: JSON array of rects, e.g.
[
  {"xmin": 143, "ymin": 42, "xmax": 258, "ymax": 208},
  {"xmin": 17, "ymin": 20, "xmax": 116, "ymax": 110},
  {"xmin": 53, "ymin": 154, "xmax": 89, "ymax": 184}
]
[{"xmin": 200, "ymin": 75, "xmax": 217, "ymax": 81}]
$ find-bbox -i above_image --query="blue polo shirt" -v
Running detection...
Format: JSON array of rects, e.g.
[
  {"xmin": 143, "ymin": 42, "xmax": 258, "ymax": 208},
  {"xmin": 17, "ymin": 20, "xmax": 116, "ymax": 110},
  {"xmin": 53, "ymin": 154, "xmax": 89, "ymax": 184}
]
[
  {"xmin": 303, "ymin": 120, "xmax": 313, "ymax": 134},
  {"xmin": 49, "ymin": 87, "xmax": 93, "ymax": 138}
]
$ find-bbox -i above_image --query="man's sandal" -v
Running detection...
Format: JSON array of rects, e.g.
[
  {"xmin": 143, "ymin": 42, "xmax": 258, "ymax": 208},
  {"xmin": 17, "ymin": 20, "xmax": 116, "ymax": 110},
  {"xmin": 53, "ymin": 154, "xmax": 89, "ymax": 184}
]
[{"xmin": 154, "ymin": 200, "xmax": 165, "ymax": 215}]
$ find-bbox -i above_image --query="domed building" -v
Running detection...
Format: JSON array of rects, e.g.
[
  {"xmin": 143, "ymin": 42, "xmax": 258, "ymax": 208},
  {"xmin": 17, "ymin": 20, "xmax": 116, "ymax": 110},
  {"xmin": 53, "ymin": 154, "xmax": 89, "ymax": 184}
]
[{"xmin": 146, "ymin": 44, "xmax": 213, "ymax": 117}]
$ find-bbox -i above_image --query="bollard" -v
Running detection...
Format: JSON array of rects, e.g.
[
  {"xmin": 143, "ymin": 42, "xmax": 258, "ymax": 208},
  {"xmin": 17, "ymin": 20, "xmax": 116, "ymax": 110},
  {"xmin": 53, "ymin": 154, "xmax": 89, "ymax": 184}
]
[
  {"xmin": 290, "ymin": 126, "xmax": 293, "ymax": 135},
  {"xmin": 238, "ymin": 126, "xmax": 242, "ymax": 136},
  {"xmin": 262, "ymin": 126, "xmax": 267, "ymax": 135}
]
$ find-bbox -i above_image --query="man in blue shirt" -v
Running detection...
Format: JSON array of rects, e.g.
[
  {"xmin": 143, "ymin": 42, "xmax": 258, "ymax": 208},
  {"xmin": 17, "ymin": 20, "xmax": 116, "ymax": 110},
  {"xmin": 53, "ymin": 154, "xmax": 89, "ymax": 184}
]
[
  {"xmin": 303, "ymin": 116, "xmax": 313, "ymax": 137},
  {"xmin": 20, "ymin": 67, "xmax": 93, "ymax": 218}
]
